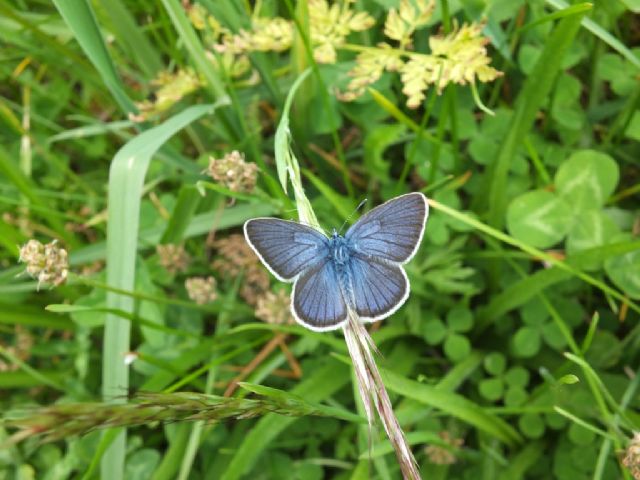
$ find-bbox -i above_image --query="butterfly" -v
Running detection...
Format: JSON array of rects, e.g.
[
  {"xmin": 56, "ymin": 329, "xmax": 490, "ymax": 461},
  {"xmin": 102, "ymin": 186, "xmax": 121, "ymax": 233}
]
[{"xmin": 244, "ymin": 192, "xmax": 429, "ymax": 331}]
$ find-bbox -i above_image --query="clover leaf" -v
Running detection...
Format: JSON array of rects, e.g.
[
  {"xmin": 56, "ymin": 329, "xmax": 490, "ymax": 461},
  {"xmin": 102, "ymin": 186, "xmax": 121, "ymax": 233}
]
[
  {"xmin": 506, "ymin": 150, "xmax": 621, "ymax": 267},
  {"xmin": 478, "ymin": 352, "xmax": 530, "ymax": 406},
  {"xmin": 422, "ymin": 306, "xmax": 473, "ymax": 363}
]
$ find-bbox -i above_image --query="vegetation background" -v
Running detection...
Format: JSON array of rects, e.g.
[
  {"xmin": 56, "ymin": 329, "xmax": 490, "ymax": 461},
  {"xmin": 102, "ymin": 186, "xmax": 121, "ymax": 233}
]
[{"xmin": 1, "ymin": 0, "xmax": 639, "ymax": 479}]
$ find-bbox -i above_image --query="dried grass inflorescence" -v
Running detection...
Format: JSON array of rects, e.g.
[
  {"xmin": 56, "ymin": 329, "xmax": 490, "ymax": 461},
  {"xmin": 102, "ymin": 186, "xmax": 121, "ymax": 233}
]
[
  {"xmin": 185, "ymin": 276, "xmax": 218, "ymax": 304},
  {"xmin": 207, "ymin": 151, "xmax": 258, "ymax": 193},
  {"xmin": 18, "ymin": 239, "xmax": 68, "ymax": 288},
  {"xmin": 623, "ymin": 432, "xmax": 640, "ymax": 480},
  {"xmin": 255, "ymin": 289, "xmax": 294, "ymax": 325},
  {"xmin": 156, "ymin": 244, "xmax": 191, "ymax": 275},
  {"xmin": 211, "ymin": 234, "xmax": 269, "ymax": 305},
  {"xmin": 425, "ymin": 431, "xmax": 464, "ymax": 465}
]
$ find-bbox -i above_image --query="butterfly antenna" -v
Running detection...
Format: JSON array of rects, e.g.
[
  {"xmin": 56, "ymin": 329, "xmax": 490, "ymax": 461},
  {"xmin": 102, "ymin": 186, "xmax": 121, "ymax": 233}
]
[{"xmin": 338, "ymin": 198, "xmax": 368, "ymax": 234}]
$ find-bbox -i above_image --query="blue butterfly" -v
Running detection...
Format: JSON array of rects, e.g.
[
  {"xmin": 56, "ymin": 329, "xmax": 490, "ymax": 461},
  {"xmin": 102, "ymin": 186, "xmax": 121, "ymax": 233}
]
[{"xmin": 244, "ymin": 192, "xmax": 429, "ymax": 331}]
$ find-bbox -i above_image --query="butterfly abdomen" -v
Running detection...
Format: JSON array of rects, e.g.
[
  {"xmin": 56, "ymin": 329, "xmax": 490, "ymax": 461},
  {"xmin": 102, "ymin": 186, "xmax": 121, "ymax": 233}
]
[{"xmin": 328, "ymin": 235, "xmax": 358, "ymax": 309}]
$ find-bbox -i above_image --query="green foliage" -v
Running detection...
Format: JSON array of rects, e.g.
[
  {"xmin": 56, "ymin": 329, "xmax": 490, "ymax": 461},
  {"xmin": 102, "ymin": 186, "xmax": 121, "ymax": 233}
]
[{"xmin": 1, "ymin": 1, "xmax": 639, "ymax": 479}]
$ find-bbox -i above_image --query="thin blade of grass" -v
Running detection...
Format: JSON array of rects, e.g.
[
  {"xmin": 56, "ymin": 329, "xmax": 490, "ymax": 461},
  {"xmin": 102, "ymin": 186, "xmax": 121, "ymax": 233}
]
[
  {"xmin": 52, "ymin": 0, "xmax": 137, "ymax": 114},
  {"xmin": 429, "ymin": 198, "xmax": 640, "ymax": 317},
  {"xmin": 94, "ymin": 0, "xmax": 162, "ymax": 78},
  {"xmin": 481, "ymin": 5, "xmax": 589, "ymax": 228},
  {"xmin": 546, "ymin": 0, "xmax": 640, "ymax": 69},
  {"xmin": 380, "ymin": 368, "xmax": 523, "ymax": 446},
  {"xmin": 102, "ymin": 102, "xmax": 225, "ymax": 480}
]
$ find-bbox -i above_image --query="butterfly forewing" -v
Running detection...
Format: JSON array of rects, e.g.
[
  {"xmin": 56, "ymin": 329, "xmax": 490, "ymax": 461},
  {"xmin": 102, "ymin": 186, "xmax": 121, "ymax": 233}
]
[
  {"xmin": 293, "ymin": 258, "xmax": 348, "ymax": 330},
  {"xmin": 346, "ymin": 192, "xmax": 428, "ymax": 264},
  {"xmin": 244, "ymin": 218, "xmax": 328, "ymax": 281},
  {"xmin": 348, "ymin": 253, "xmax": 409, "ymax": 320}
]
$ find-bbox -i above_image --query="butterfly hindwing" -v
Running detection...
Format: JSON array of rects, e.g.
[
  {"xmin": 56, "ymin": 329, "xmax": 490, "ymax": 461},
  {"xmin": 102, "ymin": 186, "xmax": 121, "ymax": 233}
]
[
  {"xmin": 346, "ymin": 192, "xmax": 428, "ymax": 264},
  {"xmin": 244, "ymin": 218, "xmax": 329, "ymax": 281},
  {"xmin": 347, "ymin": 253, "xmax": 409, "ymax": 321},
  {"xmin": 292, "ymin": 258, "xmax": 348, "ymax": 330}
]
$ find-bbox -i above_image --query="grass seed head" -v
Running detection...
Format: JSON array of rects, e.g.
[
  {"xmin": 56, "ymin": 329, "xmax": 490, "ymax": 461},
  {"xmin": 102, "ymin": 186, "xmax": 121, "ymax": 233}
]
[
  {"xmin": 623, "ymin": 432, "xmax": 640, "ymax": 480},
  {"xmin": 255, "ymin": 289, "xmax": 293, "ymax": 325},
  {"xmin": 157, "ymin": 244, "xmax": 191, "ymax": 275},
  {"xmin": 425, "ymin": 431, "xmax": 464, "ymax": 465},
  {"xmin": 185, "ymin": 276, "xmax": 218, "ymax": 304},
  {"xmin": 207, "ymin": 151, "xmax": 258, "ymax": 193},
  {"xmin": 18, "ymin": 239, "xmax": 68, "ymax": 288}
]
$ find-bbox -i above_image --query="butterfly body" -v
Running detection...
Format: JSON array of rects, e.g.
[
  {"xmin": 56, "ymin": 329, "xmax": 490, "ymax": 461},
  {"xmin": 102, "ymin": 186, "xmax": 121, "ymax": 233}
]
[{"xmin": 244, "ymin": 193, "xmax": 428, "ymax": 331}]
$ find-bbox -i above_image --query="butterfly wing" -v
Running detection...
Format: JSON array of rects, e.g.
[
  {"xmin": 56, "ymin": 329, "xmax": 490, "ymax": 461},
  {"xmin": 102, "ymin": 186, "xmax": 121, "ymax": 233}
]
[
  {"xmin": 244, "ymin": 218, "xmax": 329, "ymax": 281},
  {"xmin": 292, "ymin": 258, "xmax": 348, "ymax": 331},
  {"xmin": 345, "ymin": 192, "xmax": 428, "ymax": 264},
  {"xmin": 347, "ymin": 253, "xmax": 409, "ymax": 321}
]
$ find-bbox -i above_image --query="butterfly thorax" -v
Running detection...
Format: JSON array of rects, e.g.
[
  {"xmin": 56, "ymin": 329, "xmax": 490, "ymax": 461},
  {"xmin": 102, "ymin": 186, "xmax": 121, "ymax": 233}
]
[{"xmin": 329, "ymin": 232, "xmax": 352, "ymax": 266}]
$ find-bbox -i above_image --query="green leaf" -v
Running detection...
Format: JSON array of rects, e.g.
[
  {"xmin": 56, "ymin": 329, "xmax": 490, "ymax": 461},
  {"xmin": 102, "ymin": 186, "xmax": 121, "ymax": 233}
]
[
  {"xmin": 551, "ymin": 74, "xmax": 584, "ymax": 130},
  {"xmin": 518, "ymin": 413, "xmax": 545, "ymax": 439},
  {"xmin": 52, "ymin": 0, "xmax": 137, "ymax": 114},
  {"xmin": 566, "ymin": 210, "xmax": 620, "ymax": 264},
  {"xmin": 504, "ymin": 386, "xmax": 528, "ymax": 407},
  {"xmin": 103, "ymin": 103, "xmax": 225, "ymax": 480},
  {"xmin": 446, "ymin": 306, "xmax": 473, "ymax": 332},
  {"xmin": 94, "ymin": 0, "xmax": 162, "ymax": 79},
  {"xmin": 274, "ymin": 70, "xmax": 312, "ymax": 192},
  {"xmin": 506, "ymin": 190, "xmax": 572, "ymax": 248},
  {"xmin": 484, "ymin": 353, "xmax": 506, "ymax": 376},
  {"xmin": 504, "ymin": 367, "xmax": 529, "ymax": 388},
  {"xmin": 546, "ymin": 0, "xmax": 640, "ymax": 70},
  {"xmin": 482, "ymin": 4, "xmax": 589, "ymax": 227},
  {"xmin": 512, "ymin": 327, "xmax": 541, "ymax": 358},
  {"xmin": 302, "ymin": 169, "xmax": 355, "ymax": 220},
  {"xmin": 479, "ymin": 377, "xmax": 504, "ymax": 402},
  {"xmin": 422, "ymin": 317, "xmax": 447, "ymax": 345},
  {"xmin": 555, "ymin": 150, "xmax": 619, "ymax": 210},
  {"xmin": 363, "ymin": 123, "xmax": 406, "ymax": 183},
  {"xmin": 605, "ymin": 235, "xmax": 640, "ymax": 299},
  {"xmin": 159, "ymin": 0, "xmax": 225, "ymax": 98},
  {"xmin": 159, "ymin": 186, "xmax": 202, "ymax": 244},
  {"xmin": 444, "ymin": 334, "xmax": 471, "ymax": 363}
]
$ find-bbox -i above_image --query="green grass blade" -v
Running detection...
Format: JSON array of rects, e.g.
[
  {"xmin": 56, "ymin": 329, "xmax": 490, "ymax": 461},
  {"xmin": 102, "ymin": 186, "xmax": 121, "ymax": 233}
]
[
  {"xmin": 94, "ymin": 0, "xmax": 162, "ymax": 78},
  {"xmin": 0, "ymin": 145, "xmax": 70, "ymax": 242},
  {"xmin": 381, "ymin": 368, "xmax": 523, "ymax": 446},
  {"xmin": 102, "ymin": 102, "xmax": 225, "ymax": 480},
  {"xmin": 546, "ymin": 0, "xmax": 640, "ymax": 69},
  {"xmin": 159, "ymin": 185, "xmax": 201, "ymax": 244},
  {"xmin": 429, "ymin": 198, "xmax": 640, "ymax": 317},
  {"xmin": 159, "ymin": 0, "xmax": 225, "ymax": 98},
  {"xmin": 52, "ymin": 0, "xmax": 137, "ymax": 114}
]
